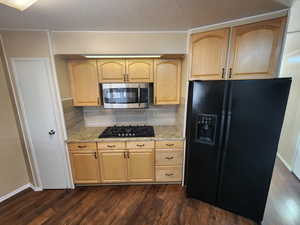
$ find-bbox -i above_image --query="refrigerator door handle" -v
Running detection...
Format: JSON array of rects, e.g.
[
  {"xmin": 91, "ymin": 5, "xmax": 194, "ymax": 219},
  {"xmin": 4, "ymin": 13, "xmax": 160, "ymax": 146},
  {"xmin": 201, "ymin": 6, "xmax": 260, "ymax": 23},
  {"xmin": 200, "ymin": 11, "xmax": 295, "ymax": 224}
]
[{"xmin": 217, "ymin": 111, "xmax": 232, "ymax": 200}]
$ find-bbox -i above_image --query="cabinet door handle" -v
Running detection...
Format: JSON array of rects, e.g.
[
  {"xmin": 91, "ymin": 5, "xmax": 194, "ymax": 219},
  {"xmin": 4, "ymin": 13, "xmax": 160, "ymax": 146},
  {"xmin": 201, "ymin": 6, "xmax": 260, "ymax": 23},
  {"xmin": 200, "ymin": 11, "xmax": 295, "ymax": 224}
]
[
  {"xmin": 165, "ymin": 156, "xmax": 174, "ymax": 160},
  {"xmin": 221, "ymin": 68, "xmax": 225, "ymax": 79},
  {"xmin": 229, "ymin": 68, "xmax": 232, "ymax": 79},
  {"xmin": 136, "ymin": 144, "xmax": 145, "ymax": 147},
  {"xmin": 94, "ymin": 152, "xmax": 98, "ymax": 159},
  {"xmin": 127, "ymin": 152, "xmax": 130, "ymax": 158},
  {"xmin": 166, "ymin": 144, "xmax": 174, "ymax": 147},
  {"xmin": 124, "ymin": 152, "xmax": 126, "ymax": 158},
  {"xmin": 78, "ymin": 145, "xmax": 87, "ymax": 148},
  {"xmin": 126, "ymin": 74, "xmax": 129, "ymax": 82},
  {"xmin": 123, "ymin": 74, "xmax": 126, "ymax": 82},
  {"xmin": 165, "ymin": 173, "xmax": 174, "ymax": 176},
  {"xmin": 107, "ymin": 145, "xmax": 116, "ymax": 148}
]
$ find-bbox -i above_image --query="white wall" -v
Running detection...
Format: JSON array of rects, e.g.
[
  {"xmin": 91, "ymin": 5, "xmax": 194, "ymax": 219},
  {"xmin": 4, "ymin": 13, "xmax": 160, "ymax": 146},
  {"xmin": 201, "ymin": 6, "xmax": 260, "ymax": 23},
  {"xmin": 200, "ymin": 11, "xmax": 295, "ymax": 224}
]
[
  {"xmin": 0, "ymin": 45, "xmax": 29, "ymax": 197},
  {"xmin": 277, "ymin": 0, "xmax": 300, "ymax": 170}
]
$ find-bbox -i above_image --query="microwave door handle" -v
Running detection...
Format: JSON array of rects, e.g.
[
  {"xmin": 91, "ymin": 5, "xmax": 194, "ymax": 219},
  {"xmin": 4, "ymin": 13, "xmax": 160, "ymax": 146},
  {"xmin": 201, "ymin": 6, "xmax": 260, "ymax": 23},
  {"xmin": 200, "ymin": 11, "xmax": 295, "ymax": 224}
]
[{"xmin": 138, "ymin": 85, "xmax": 141, "ymax": 106}]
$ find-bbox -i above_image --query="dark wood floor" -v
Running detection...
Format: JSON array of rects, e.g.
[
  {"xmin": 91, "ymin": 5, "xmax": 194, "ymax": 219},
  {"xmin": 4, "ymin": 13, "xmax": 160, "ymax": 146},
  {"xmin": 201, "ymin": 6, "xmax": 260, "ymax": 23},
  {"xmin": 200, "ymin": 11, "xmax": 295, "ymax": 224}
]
[{"xmin": 0, "ymin": 159, "xmax": 299, "ymax": 225}]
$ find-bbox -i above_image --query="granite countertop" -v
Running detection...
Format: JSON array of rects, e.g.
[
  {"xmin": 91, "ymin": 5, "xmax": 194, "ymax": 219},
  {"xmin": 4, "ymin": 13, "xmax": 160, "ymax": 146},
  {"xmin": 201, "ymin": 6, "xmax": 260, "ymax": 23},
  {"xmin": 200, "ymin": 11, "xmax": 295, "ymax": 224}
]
[{"xmin": 67, "ymin": 123, "xmax": 185, "ymax": 143}]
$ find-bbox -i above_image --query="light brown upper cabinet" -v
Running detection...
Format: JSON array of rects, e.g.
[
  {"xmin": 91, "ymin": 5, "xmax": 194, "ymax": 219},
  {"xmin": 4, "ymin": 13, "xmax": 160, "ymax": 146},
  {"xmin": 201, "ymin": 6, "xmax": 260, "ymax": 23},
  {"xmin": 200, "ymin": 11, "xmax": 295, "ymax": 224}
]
[
  {"xmin": 190, "ymin": 28, "xmax": 230, "ymax": 80},
  {"xmin": 154, "ymin": 59, "xmax": 181, "ymax": 105},
  {"xmin": 189, "ymin": 17, "xmax": 286, "ymax": 80},
  {"xmin": 126, "ymin": 59, "xmax": 154, "ymax": 82},
  {"xmin": 97, "ymin": 59, "xmax": 126, "ymax": 83},
  {"xmin": 97, "ymin": 59, "xmax": 153, "ymax": 83},
  {"xmin": 228, "ymin": 17, "xmax": 286, "ymax": 79},
  {"xmin": 68, "ymin": 60, "xmax": 100, "ymax": 106}
]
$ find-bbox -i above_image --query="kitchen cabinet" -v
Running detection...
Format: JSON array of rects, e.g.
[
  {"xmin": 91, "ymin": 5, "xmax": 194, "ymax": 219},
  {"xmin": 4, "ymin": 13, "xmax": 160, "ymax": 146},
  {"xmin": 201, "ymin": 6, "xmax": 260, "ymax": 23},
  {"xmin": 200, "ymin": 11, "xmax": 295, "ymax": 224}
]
[
  {"xmin": 97, "ymin": 59, "xmax": 126, "ymax": 83},
  {"xmin": 127, "ymin": 150, "xmax": 154, "ymax": 182},
  {"xmin": 68, "ymin": 60, "xmax": 100, "ymax": 106},
  {"xmin": 126, "ymin": 59, "xmax": 153, "ymax": 82},
  {"xmin": 190, "ymin": 28, "xmax": 229, "ymax": 80},
  {"xmin": 228, "ymin": 17, "xmax": 286, "ymax": 79},
  {"xmin": 99, "ymin": 151, "xmax": 128, "ymax": 183},
  {"xmin": 70, "ymin": 151, "xmax": 100, "ymax": 184},
  {"xmin": 156, "ymin": 166, "xmax": 182, "ymax": 182},
  {"xmin": 68, "ymin": 140, "xmax": 183, "ymax": 185},
  {"xmin": 97, "ymin": 59, "xmax": 153, "ymax": 83},
  {"xmin": 154, "ymin": 59, "xmax": 181, "ymax": 104},
  {"xmin": 155, "ymin": 140, "xmax": 183, "ymax": 182},
  {"xmin": 189, "ymin": 17, "xmax": 286, "ymax": 80}
]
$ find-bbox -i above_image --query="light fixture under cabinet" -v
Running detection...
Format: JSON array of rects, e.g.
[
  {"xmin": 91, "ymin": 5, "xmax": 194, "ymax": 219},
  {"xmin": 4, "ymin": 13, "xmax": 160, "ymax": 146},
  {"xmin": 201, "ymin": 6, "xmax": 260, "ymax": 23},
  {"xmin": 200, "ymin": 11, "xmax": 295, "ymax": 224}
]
[
  {"xmin": 83, "ymin": 54, "xmax": 162, "ymax": 59},
  {"xmin": 0, "ymin": 0, "xmax": 38, "ymax": 11}
]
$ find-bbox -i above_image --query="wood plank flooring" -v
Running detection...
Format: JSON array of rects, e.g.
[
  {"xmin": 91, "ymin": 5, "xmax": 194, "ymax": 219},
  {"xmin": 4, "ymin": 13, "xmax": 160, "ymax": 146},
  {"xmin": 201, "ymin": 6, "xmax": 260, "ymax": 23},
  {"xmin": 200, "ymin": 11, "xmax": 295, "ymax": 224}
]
[{"xmin": 0, "ymin": 159, "xmax": 299, "ymax": 225}]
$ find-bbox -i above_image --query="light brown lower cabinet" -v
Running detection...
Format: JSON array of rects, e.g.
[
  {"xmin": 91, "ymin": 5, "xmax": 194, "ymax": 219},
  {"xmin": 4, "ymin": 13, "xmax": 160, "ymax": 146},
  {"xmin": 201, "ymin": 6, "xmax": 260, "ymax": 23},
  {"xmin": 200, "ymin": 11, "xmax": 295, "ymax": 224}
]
[
  {"xmin": 156, "ymin": 166, "xmax": 182, "ymax": 182},
  {"xmin": 99, "ymin": 149, "xmax": 154, "ymax": 183},
  {"xmin": 70, "ymin": 151, "xmax": 101, "ymax": 184},
  {"xmin": 69, "ymin": 141, "xmax": 184, "ymax": 184},
  {"xmin": 127, "ymin": 150, "xmax": 154, "ymax": 182},
  {"xmin": 99, "ymin": 151, "xmax": 128, "ymax": 183}
]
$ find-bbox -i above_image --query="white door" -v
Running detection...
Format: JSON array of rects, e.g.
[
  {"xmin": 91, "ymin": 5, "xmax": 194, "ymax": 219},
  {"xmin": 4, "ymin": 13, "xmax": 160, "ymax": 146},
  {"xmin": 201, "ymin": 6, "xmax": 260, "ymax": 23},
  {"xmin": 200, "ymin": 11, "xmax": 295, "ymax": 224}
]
[{"xmin": 12, "ymin": 58, "xmax": 70, "ymax": 189}]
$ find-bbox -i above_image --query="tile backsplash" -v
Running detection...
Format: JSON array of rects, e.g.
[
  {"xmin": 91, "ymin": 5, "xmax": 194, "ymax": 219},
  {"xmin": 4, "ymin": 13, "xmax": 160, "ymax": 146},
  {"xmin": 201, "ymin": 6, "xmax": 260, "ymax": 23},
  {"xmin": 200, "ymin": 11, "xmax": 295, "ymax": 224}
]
[
  {"xmin": 62, "ymin": 99, "xmax": 84, "ymax": 130},
  {"xmin": 83, "ymin": 105, "xmax": 178, "ymax": 127}
]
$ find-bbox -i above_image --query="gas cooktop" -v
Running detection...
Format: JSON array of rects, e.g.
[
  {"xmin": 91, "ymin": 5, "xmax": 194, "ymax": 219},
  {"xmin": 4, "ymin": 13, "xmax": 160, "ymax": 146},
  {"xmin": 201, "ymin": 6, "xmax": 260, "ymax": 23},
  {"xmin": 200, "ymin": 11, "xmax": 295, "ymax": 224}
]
[{"xmin": 99, "ymin": 125, "xmax": 155, "ymax": 138}]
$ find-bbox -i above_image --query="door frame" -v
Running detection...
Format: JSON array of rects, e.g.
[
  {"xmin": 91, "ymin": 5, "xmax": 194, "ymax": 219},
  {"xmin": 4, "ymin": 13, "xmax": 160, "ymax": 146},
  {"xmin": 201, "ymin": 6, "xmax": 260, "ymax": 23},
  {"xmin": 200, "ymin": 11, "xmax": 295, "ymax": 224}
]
[
  {"xmin": 293, "ymin": 132, "xmax": 300, "ymax": 179},
  {"xmin": 9, "ymin": 57, "xmax": 73, "ymax": 189}
]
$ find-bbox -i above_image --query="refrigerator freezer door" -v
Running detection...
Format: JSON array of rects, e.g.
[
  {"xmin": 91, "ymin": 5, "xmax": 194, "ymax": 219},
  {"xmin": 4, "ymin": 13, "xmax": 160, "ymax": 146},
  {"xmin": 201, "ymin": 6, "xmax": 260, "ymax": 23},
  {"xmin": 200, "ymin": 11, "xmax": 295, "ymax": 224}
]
[
  {"xmin": 186, "ymin": 80, "xmax": 228, "ymax": 203},
  {"xmin": 217, "ymin": 79, "xmax": 291, "ymax": 223}
]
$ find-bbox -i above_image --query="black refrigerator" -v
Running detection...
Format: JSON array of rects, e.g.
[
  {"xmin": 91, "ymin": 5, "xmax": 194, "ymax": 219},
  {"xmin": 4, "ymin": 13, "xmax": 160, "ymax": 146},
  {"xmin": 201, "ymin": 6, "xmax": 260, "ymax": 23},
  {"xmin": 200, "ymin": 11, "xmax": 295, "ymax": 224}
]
[{"xmin": 185, "ymin": 79, "xmax": 291, "ymax": 223}]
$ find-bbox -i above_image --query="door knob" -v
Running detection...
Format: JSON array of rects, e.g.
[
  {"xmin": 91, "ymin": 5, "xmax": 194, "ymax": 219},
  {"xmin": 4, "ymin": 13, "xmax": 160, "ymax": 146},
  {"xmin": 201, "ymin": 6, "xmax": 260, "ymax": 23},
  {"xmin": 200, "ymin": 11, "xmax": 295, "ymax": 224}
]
[{"xmin": 48, "ymin": 129, "xmax": 56, "ymax": 135}]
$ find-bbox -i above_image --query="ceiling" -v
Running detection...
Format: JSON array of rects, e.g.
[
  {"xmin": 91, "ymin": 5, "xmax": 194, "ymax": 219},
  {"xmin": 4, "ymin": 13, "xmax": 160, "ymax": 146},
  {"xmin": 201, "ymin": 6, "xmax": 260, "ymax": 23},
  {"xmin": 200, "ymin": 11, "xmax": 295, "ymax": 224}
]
[{"xmin": 0, "ymin": 0, "xmax": 293, "ymax": 31}]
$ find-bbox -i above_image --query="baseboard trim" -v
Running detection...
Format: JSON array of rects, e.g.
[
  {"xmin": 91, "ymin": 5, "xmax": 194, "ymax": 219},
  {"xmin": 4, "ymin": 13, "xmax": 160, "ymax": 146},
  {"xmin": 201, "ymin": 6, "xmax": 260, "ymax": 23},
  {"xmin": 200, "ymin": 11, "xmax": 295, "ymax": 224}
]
[
  {"xmin": 277, "ymin": 153, "xmax": 292, "ymax": 171},
  {"xmin": 29, "ymin": 184, "xmax": 43, "ymax": 192},
  {"xmin": 0, "ymin": 183, "xmax": 31, "ymax": 203}
]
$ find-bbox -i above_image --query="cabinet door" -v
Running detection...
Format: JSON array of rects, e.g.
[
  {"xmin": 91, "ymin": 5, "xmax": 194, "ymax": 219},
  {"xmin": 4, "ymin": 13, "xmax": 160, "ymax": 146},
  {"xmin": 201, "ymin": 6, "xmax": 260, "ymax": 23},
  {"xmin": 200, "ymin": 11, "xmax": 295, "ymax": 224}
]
[
  {"xmin": 99, "ymin": 151, "xmax": 128, "ymax": 183},
  {"xmin": 97, "ymin": 60, "xmax": 126, "ymax": 83},
  {"xmin": 70, "ymin": 151, "xmax": 100, "ymax": 184},
  {"xmin": 190, "ymin": 28, "xmax": 229, "ymax": 80},
  {"xmin": 68, "ymin": 60, "xmax": 100, "ymax": 106},
  {"xmin": 127, "ymin": 150, "xmax": 154, "ymax": 182},
  {"xmin": 126, "ymin": 59, "xmax": 153, "ymax": 82},
  {"xmin": 228, "ymin": 17, "xmax": 286, "ymax": 79},
  {"xmin": 154, "ymin": 59, "xmax": 181, "ymax": 105}
]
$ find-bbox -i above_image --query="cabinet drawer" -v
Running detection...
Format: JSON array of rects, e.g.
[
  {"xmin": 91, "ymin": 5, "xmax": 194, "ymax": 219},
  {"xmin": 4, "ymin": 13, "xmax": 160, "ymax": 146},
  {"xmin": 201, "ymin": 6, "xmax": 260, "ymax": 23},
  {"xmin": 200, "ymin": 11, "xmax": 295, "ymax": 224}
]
[
  {"xmin": 156, "ymin": 151, "xmax": 183, "ymax": 166},
  {"xmin": 98, "ymin": 142, "xmax": 126, "ymax": 150},
  {"xmin": 156, "ymin": 166, "xmax": 182, "ymax": 182},
  {"xmin": 126, "ymin": 141, "xmax": 154, "ymax": 149},
  {"xmin": 155, "ymin": 141, "xmax": 184, "ymax": 149},
  {"xmin": 69, "ymin": 142, "xmax": 97, "ymax": 151}
]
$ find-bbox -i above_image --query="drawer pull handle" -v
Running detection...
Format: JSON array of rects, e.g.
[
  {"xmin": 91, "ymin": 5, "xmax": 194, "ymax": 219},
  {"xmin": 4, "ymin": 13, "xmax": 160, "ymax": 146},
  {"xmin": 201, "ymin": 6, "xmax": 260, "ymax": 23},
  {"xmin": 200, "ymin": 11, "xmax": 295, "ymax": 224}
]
[
  {"xmin": 107, "ymin": 145, "xmax": 116, "ymax": 148},
  {"xmin": 94, "ymin": 152, "xmax": 98, "ymax": 159},
  {"xmin": 166, "ymin": 144, "xmax": 174, "ymax": 147},
  {"xmin": 78, "ymin": 145, "xmax": 87, "ymax": 148},
  {"xmin": 165, "ymin": 156, "xmax": 174, "ymax": 160},
  {"xmin": 165, "ymin": 173, "xmax": 174, "ymax": 176},
  {"xmin": 137, "ymin": 144, "xmax": 145, "ymax": 147}
]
